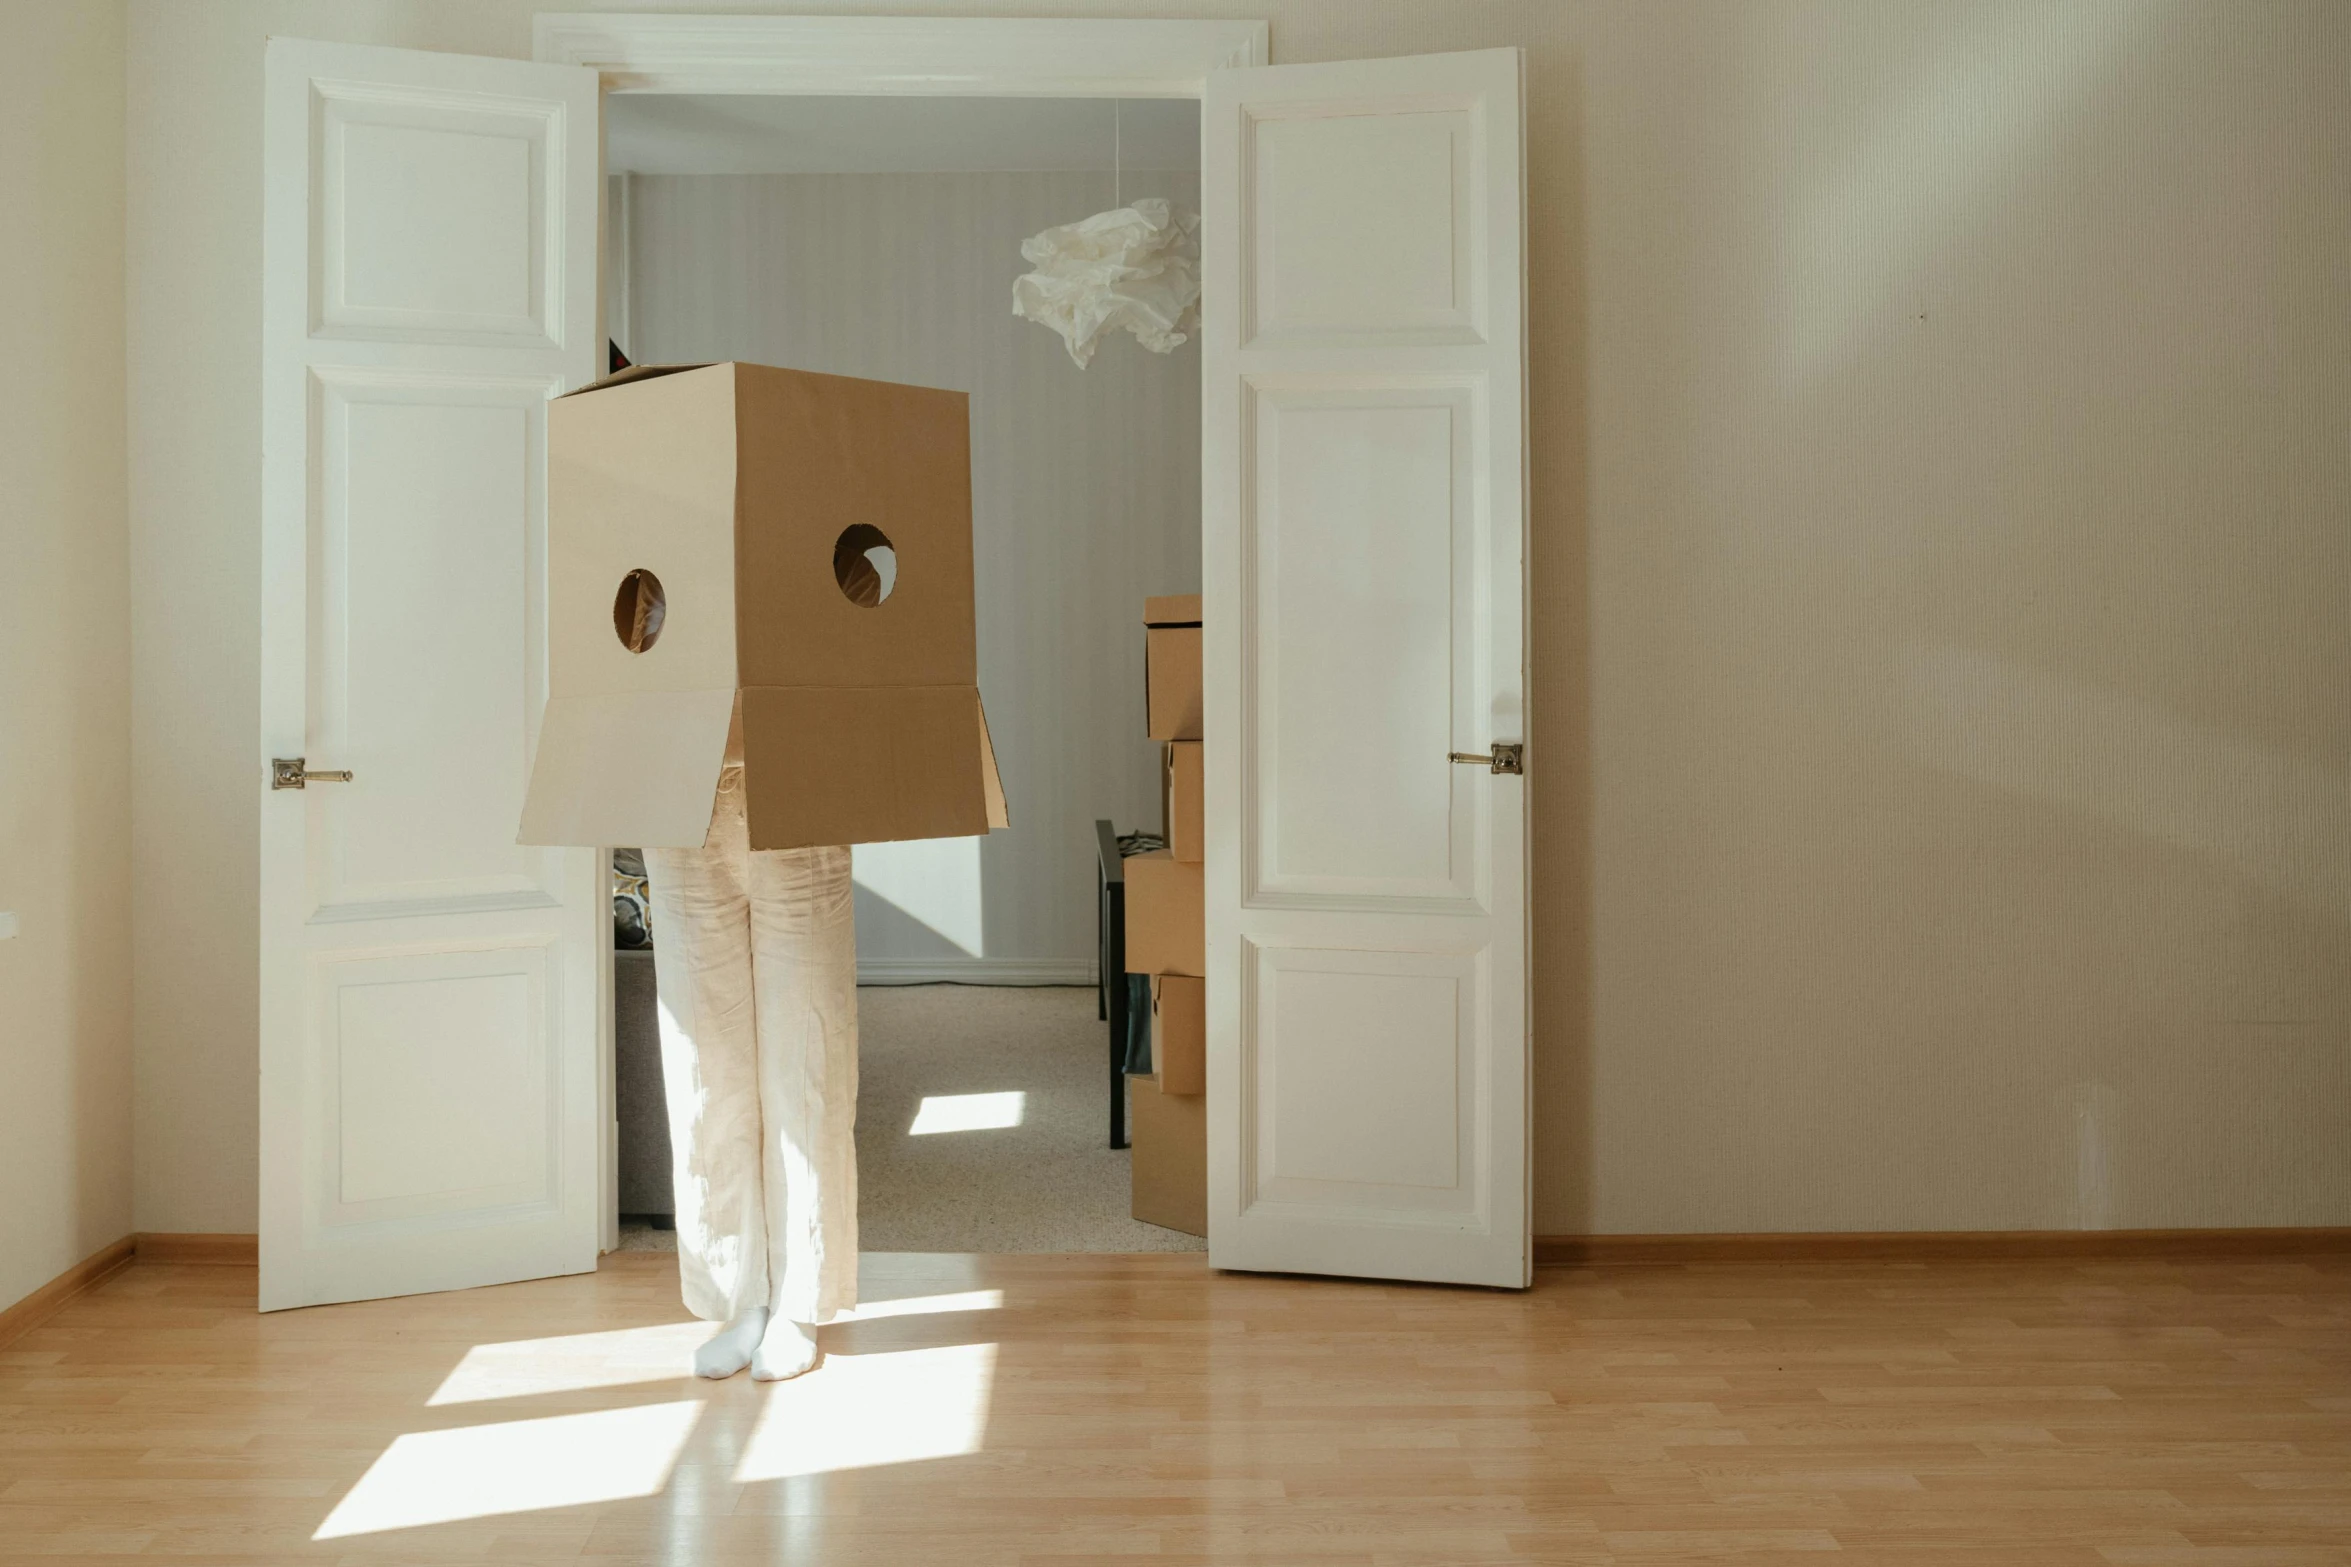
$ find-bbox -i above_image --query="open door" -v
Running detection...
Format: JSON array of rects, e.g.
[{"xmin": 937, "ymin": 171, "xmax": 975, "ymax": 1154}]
[
  {"xmin": 259, "ymin": 39, "xmax": 604, "ymax": 1309},
  {"xmin": 1202, "ymin": 48, "xmax": 1530, "ymax": 1288}
]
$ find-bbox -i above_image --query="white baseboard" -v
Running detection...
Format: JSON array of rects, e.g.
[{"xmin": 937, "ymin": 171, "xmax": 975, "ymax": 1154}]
[{"xmin": 858, "ymin": 958, "xmax": 1097, "ymax": 987}]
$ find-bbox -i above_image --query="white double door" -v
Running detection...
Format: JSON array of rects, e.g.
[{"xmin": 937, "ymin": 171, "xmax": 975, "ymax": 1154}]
[{"xmin": 258, "ymin": 37, "xmax": 1527, "ymax": 1310}]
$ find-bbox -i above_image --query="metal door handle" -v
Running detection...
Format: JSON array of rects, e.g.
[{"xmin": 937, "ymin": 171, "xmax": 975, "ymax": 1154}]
[
  {"xmin": 272, "ymin": 757, "xmax": 353, "ymax": 790},
  {"xmin": 1449, "ymin": 743, "xmax": 1524, "ymax": 776}
]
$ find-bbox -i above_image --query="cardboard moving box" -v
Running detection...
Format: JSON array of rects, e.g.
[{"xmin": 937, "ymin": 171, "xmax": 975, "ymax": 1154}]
[
  {"xmin": 1144, "ymin": 594, "xmax": 1202, "ymax": 742},
  {"xmin": 1128, "ymin": 1072, "xmax": 1206, "ymax": 1236},
  {"xmin": 1162, "ymin": 740, "xmax": 1202, "ymax": 862},
  {"xmin": 519, "ymin": 361, "xmax": 1008, "ymax": 851},
  {"xmin": 1151, "ymin": 974, "xmax": 1204, "ymax": 1096},
  {"xmin": 1123, "ymin": 850, "xmax": 1203, "ymax": 977}
]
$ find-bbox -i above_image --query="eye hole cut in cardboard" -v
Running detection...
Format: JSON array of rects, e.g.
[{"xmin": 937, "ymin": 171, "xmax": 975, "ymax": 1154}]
[
  {"xmin": 833, "ymin": 524, "xmax": 896, "ymax": 608},
  {"xmin": 613, "ymin": 568, "xmax": 667, "ymax": 653}
]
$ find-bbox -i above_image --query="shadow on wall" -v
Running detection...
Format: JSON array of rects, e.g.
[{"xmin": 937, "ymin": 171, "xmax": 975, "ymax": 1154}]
[
  {"xmin": 1579, "ymin": 0, "xmax": 2350, "ymax": 1233},
  {"xmin": 1778, "ymin": 2, "xmax": 2151, "ymax": 384},
  {"xmin": 1902, "ymin": 644, "xmax": 2351, "ymax": 921},
  {"xmin": 852, "ymin": 836, "xmax": 985, "ymax": 961},
  {"xmin": 1524, "ymin": 33, "xmax": 1595, "ymax": 1233}
]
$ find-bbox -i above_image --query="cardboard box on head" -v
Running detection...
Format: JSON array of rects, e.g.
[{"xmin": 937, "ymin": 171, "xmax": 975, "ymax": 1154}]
[{"xmin": 519, "ymin": 361, "xmax": 1009, "ymax": 852}]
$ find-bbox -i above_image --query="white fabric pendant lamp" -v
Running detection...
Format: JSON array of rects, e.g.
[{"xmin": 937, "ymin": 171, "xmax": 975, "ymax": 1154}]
[{"xmin": 1012, "ymin": 102, "xmax": 1201, "ymax": 367}]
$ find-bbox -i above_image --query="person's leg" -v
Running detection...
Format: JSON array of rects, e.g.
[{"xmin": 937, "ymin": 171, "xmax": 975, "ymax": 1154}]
[
  {"xmin": 644, "ymin": 773, "xmax": 773, "ymax": 1377},
  {"xmin": 745, "ymin": 841, "xmax": 860, "ymax": 1380}
]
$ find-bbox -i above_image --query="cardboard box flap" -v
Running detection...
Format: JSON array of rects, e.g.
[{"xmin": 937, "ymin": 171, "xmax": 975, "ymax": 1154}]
[
  {"xmin": 1129, "ymin": 1076, "xmax": 1206, "ymax": 1236},
  {"xmin": 739, "ymin": 685, "xmax": 998, "ymax": 852},
  {"xmin": 1144, "ymin": 593, "xmax": 1202, "ymax": 627},
  {"xmin": 1163, "ymin": 740, "xmax": 1201, "ymax": 861},
  {"xmin": 558, "ymin": 361, "xmax": 717, "ymax": 400},
  {"xmin": 519, "ymin": 687, "xmax": 734, "ymax": 849},
  {"xmin": 979, "ymin": 695, "xmax": 1009, "ymax": 831},
  {"xmin": 1151, "ymin": 974, "xmax": 1205, "ymax": 1096}
]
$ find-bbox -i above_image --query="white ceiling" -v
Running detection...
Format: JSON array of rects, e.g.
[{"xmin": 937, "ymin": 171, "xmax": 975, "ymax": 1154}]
[{"xmin": 606, "ymin": 94, "xmax": 1201, "ymax": 176}]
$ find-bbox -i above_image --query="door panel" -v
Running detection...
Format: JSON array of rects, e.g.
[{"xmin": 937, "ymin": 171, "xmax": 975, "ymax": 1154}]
[
  {"xmin": 262, "ymin": 38, "xmax": 602, "ymax": 1311},
  {"xmin": 1205, "ymin": 48, "xmax": 1528, "ymax": 1289},
  {"xmin": 309, "ymin": 369, "xmax": 565, "ymax": 921},
  {"xmin": 1245, "ymin": 106, "xmax": 1482, "ymax": 347},
  {"xmin": 1252, "ymin": 943, "xmax": 1478, "ymax": 1196},
  {"xmin": 313, "ymin": 79, "xmax": 571, "ymax": 345},
  {"xmin": 316, "ymin": 944, "xmax": 553, "ymax": 1216},
  {"xmin": 1248, "ymin": 380, "xmax": 1483, "ymax": 910}
]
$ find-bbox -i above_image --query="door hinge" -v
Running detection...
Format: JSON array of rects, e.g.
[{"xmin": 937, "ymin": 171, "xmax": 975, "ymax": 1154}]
[{"xmin": 1448, "ymin": 743, "xmax": 1523, "ymax": 776}]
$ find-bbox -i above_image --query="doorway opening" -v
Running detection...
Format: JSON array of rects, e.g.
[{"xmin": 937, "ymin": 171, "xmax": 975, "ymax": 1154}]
[{"xmin": 601, "ymin": 91, "xmax": 1204, "ymax": 1257}]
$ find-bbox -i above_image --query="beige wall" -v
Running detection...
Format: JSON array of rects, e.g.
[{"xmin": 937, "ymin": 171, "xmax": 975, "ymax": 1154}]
[
  {"xmin": 124, "ymin": 0, "xmax": 2351, "ymax": 1237},
  {"xmin": 0, "ymin": 0, "xmax": 133, "ymax": 1308},
  {"xmin": 1569, "ymin": 1, "xmax": 2351, "ymax": 1231}
]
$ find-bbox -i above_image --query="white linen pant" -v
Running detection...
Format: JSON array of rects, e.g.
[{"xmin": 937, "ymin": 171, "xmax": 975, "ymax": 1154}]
[{"xmin": 646, "ymin": 770, "xmax": 858, "ymax": 1325}]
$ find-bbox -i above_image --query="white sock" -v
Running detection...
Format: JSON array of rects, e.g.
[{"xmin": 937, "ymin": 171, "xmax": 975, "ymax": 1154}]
[
  {"xmin": 694, "ymin": 1308, "xmax": 769, "ymax": 1379},
  {"xmin": 751, "ymin": 1315, "xmax": 819, "ymax": 1382}
]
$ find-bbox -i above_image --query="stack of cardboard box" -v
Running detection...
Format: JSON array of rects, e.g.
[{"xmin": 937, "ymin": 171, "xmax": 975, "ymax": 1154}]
[{"xmin": 1126, "ymin": 595, "xmax": 1207, "ymax": 1236}]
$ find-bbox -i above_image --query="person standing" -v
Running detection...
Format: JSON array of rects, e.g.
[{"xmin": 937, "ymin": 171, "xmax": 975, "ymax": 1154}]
[{"xmin": 645, "ymin": 744, "xmax": 858, "ymax": 1382}]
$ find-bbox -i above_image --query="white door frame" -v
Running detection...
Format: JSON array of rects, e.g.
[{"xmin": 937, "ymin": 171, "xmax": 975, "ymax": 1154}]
[
  {"xmin": 531, "ymin": 13, "xmax": 1266, "ymax": 1242},
  {"xmin": 533, "ymin": 15, "xmax": 1265, "ymax": 96}
]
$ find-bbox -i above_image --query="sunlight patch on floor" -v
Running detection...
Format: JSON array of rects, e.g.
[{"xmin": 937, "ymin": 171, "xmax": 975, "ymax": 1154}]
[
  {"xmin": 733, "ymin": 1342, "xmax": 997, "ymax": 1483},
  {"xmin": 908, "ymin": 1090, "xmax": 1025, "ymax": 1135},
  {"xmin": 423, "ymin": 1293, "xmax": 1003, "ymax": 1408},
  {"xmin": 428, "ymin": 1321, "xmax": 713, "ymax": 1405},
  {"xmin": 314, "ymin": 1399, "xmax": 703, "ymax": 1538},
  {"xmin": 839, "ymin": 1288, "xmax": 1004, "ymax": 1321}
]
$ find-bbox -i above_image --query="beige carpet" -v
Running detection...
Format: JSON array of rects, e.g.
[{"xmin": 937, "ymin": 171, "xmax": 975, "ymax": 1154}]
[
  {"xmin": 856, "ymin": 983, "xmax": 1203, "ymax": 1252},
  {"xmin": 618, "ymin": 984, "xmax": 1203, "ymax": 1255}
]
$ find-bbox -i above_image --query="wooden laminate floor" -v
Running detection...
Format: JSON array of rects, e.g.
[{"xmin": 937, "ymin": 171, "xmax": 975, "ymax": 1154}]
[{"xmin": 2, "ymin": 1250, "xmax": 2347, "ymax": 1564}]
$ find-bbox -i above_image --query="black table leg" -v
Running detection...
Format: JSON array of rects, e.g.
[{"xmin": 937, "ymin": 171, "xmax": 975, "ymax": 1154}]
[
  {"xmin": 1108, "ymin": 901, "xmax": 1129, "ymax": 1151},
  {"xmin": 1096, "ymin": 820, "xmax": 1131, "ymax": 1150}
]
